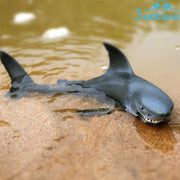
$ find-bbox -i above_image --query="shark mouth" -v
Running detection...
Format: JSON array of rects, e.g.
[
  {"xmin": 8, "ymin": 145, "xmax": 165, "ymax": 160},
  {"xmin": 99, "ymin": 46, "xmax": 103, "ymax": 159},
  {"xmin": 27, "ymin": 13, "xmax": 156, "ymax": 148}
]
[{"xmin": 137, "ymin": 112, "xmax": 165, "ymax": 125}]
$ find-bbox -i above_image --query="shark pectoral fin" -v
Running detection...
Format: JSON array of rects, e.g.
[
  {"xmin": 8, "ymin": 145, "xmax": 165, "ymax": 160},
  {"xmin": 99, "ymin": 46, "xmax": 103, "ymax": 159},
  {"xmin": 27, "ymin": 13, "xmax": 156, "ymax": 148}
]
[
  {"xmin": 0, "ymin": 51, "xmax": 34, "ymax": 98},
  {"xmin": 103, "ymin": 42, "xmax": 134, "ymax": 75},
  {"xmin": 77, "ymin": 108, "xmax": 114, "ymax": 116},
  {"xmin": 115, "ymin": 101, "xmax": 126, "ymax": 111}
]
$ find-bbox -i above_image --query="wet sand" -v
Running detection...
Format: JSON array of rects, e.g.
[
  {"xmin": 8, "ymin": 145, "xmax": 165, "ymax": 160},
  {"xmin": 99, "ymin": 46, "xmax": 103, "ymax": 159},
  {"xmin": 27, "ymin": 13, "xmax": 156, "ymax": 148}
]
[{"xmin": 0, "ymin": 91, "xmax": 179, "ymax": 180}]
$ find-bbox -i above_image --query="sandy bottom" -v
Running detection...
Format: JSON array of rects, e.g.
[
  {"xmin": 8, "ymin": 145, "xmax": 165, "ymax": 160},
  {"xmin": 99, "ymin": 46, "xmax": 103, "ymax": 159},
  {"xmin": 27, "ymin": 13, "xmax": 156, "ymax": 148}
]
[{"xmin": 0, "ymin": 90, "xmax": 179, "ymax": 180}]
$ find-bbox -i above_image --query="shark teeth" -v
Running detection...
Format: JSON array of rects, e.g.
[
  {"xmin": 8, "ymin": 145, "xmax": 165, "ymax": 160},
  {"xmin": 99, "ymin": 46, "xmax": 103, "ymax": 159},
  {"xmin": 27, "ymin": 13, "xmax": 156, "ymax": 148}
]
[
  {"xmin": 137, "ymin": 112, "xmax": 165, "ymax": 124},
  {"xmin": 142, "ymin": 115, "xmax": 164, "ymax": 124}
]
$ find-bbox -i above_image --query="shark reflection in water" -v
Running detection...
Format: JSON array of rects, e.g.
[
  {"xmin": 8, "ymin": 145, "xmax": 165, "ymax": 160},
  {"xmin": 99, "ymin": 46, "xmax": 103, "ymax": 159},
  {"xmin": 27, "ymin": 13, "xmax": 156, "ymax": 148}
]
[{"xmin": 134, "ymin": 118, "xmax": 177, "ymax": 153}]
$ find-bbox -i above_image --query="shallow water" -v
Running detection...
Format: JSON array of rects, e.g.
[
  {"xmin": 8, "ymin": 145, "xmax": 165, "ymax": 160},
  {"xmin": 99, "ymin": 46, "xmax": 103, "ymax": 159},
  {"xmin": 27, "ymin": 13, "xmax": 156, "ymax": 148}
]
[{"xmin": 0, "ymin": 0, "xmax": 180, "ymax": 179}]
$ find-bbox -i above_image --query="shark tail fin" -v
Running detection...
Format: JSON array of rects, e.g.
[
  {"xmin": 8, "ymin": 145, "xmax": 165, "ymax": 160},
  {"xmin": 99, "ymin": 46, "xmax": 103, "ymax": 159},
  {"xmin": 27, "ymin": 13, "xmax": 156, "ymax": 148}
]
[{"xmin": 0, "ymin": 51, "xmax": 34, "ymax": 97}]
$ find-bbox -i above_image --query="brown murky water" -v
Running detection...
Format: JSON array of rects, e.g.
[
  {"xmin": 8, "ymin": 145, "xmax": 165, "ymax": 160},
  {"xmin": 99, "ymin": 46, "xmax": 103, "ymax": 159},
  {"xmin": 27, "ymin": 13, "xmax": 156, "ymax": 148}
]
[{"xmin": 0, "ymin": 0, "xmax": 180, "ymax": 179}]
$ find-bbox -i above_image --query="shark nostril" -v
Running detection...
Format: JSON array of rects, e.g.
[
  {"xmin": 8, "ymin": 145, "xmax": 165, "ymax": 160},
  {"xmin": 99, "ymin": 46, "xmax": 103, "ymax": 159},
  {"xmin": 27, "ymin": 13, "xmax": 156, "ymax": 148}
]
[{"xmin": 140, "ymin": 106, "xmax": 144, "ymax": 110}]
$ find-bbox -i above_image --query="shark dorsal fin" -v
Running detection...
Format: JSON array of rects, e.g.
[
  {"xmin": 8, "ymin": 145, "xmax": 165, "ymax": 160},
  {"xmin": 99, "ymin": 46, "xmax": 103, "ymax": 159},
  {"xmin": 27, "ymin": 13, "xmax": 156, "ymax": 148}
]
[{"xmin": 103, "ymin": 42, "xmax": 134, "ymax": 75}]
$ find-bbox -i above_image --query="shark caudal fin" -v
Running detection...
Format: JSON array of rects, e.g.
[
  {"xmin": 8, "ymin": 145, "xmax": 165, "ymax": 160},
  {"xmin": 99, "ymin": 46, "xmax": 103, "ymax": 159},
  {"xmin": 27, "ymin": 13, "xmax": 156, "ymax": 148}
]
[
  {"xmin": 103, "ymin": 42, "xmax": 134, "ymax": 75},
  {"xmin": 0, "ymin": 51, "xmax": 34, "ymax": 98}
]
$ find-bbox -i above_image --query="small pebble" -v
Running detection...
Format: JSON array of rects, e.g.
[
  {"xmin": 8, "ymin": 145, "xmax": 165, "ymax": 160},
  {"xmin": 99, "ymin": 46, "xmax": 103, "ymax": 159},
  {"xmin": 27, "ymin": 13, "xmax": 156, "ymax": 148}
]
[
  {"xmin": 101, "ymin": 65, "xmax": 108, "ymax": 70},
  {"xmin": 42, "ymin": 27, "xmax": 69, "ymax": 39},
  {"xmin": 13, "ymin": 12, "xmax": 36, "ymax": 24},
  {"xmin": 175, "ymin": 46, "xmax": 180, "ymax": 51}
]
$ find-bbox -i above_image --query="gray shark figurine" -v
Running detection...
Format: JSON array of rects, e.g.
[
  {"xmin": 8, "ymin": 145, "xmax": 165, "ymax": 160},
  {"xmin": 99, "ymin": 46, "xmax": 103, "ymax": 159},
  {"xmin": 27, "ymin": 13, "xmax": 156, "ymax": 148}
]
[{"xmin": 0, "ymin": 42, "xmax": 174, "ymax": 125}]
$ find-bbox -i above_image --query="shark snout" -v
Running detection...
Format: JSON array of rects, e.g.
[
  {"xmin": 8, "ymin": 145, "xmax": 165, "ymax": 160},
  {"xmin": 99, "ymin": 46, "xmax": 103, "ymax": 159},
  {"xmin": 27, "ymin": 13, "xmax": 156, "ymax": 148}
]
[{"xmin": 134, "ymin": 94, "xmax": 174, "ymax": 125}]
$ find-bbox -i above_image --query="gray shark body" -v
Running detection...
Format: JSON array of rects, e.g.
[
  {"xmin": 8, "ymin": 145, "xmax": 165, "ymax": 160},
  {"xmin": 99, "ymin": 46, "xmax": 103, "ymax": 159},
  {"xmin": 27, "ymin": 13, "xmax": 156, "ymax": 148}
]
[{"xmin": 0, "ymin": 43, "xmax": 174, "ymax": 125}]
